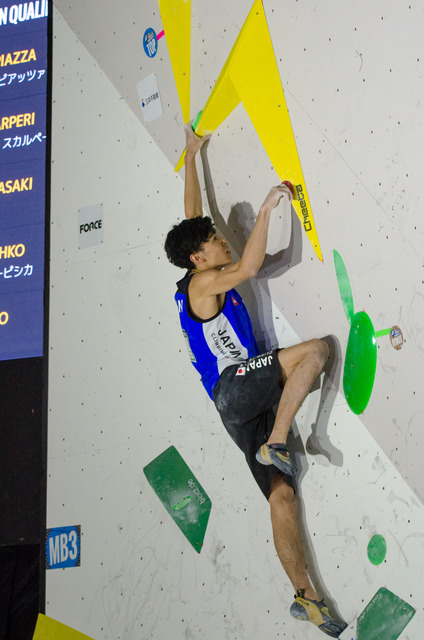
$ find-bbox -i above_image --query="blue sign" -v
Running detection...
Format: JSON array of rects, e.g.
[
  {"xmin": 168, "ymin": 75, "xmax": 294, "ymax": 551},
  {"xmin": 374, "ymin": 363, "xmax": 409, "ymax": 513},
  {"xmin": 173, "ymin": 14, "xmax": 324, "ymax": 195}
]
[
  {"xmin": 46, "ymin": 525, "xmax": 81, "ymax": 570},
  {"xmin": 143, "ymin": 27, "xmax": 158, "ymax": 58},
  {"xmin": 0, "ymin": 0, "xmax": 49, "ymax": 36},
  {"xmin": 0, "ymin": 223, "xmax": 45, "ymax": 293},
  {"xmin": 0, "ymin": 93, "xmax": 47, "ymax": 164},
  {"xmin": 0, "ymin": 158, "xmax": 45, "ymax": 229},
  {"xmin": 0, "ymin": 289, "xmax": 43, "ymax": 359},
  {"xmin": 0, "ymin": 29, "xmax": 47, "ymax": 100},
  {"xmin": 0, "ymin": 0, "xmax": 49, "ymax": 361}
]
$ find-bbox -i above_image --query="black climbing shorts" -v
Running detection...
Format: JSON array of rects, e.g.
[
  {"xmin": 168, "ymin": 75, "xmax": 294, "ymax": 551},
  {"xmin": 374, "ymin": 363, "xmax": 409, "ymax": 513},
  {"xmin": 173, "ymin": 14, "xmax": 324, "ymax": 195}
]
[{"xmin": 213, "ymin": 349, "xmax": 292, "ymax": 499}]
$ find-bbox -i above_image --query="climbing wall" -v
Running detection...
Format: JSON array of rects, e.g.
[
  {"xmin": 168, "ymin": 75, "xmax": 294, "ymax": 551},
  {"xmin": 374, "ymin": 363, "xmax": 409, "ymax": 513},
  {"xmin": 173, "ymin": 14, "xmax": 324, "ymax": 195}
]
[{"xmin": 46, "ymin": 2, "xmax": 424, "ymax": 638}]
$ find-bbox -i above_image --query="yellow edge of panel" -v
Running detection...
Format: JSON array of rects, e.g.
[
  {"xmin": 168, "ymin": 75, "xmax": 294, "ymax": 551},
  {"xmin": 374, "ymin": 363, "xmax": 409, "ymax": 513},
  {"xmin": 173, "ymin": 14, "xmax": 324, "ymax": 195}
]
[
  {"xmin": 33, "ymin": 614, "xmax": 96, "ymax": 640},
  {"xmin": 158, "ymin": 0, "xmax": 191, "ymax": 123}
]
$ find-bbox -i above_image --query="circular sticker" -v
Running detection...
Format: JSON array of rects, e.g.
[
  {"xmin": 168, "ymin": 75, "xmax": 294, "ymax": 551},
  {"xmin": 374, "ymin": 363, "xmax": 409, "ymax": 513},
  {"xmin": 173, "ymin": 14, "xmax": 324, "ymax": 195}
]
[
  {"xmin": 390, "ymin": 325, "xmax": 403, "ymax": 351},
  {"xmin": 143, "ymin": 28, "xmax": 158, "ymax": 58}
]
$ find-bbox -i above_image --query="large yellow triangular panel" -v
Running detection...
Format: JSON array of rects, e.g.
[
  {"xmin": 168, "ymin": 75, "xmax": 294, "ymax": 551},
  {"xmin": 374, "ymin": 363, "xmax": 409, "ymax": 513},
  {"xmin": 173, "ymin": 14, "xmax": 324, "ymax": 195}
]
[
  {"xmin": 32, "ymin": 614, "xmax": 95, "ymax": 640},
  {"xmin": 158, "ymin": 0, "xmax": 191, "ymax": 123},
  {"xmin": 174, "ymin": 0, "xmax": 322, "ymax": 261}
]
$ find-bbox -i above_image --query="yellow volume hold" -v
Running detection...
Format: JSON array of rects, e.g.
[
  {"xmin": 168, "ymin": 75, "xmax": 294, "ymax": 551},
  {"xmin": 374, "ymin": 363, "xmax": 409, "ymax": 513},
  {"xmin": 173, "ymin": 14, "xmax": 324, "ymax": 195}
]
[
  {"xmin": 157, "ymin": 0, "xmax": 191, "ymax": 124},
  {"xmin": 174, "ymin": 0, "xmax": 322, "ymax": 262},
  {"xmin": 32, "ymin": 614, "xmax": 95, "ymax": 640}
]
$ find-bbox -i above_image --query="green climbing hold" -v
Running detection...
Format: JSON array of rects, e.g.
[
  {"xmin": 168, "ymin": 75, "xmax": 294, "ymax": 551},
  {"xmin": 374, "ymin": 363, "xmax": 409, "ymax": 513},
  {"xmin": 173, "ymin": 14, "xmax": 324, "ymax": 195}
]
[
  {"xmin": 367, "ymin": 534, "xmax": 387, "ymax": 566},
  {"xmin": 357, "ymin": 587, "xmax": 415, "ymax": 640},
  {"xmin": 333, "ymin": 250, "xmax": 354, "ymax": 324},
  {"xmin": 192, "ymin": 110, "xmax": 203, "ymax": 133},
  {"xmin": 174, "ymin": 496, "xmax": 192, "ymax": 511},
  {"xmin": 375, "ymin": 328, "xmax": 391, "ymax": 338},
  {"xmin": 343, "ymin": 311, "xmax": 377, "ymax": 414},
  {"xmin": 144, "ymin": 446, "xmax": 211, "ymax": 553}
]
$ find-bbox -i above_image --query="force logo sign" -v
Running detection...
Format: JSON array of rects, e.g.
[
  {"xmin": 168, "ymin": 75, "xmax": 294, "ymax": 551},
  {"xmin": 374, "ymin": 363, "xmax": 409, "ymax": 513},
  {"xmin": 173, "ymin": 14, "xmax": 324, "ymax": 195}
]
[
  {"xmin": 78, "ymin": 203, "xmax": 103, "ymax": 249},
  {"xmin": 295, "ymin": 184, "xmax": 312, "ymax": 233},
  {"xmin": 79, "ymin": 219, "xmax": 102, "ymax": 234}
]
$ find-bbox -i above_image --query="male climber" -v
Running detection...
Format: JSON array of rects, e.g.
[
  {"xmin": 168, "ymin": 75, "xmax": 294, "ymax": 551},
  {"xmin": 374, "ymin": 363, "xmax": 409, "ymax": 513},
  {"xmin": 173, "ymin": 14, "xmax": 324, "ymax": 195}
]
[{"xmin": 164, "ymin": 125, "xmax": 347, "ymax": 637}]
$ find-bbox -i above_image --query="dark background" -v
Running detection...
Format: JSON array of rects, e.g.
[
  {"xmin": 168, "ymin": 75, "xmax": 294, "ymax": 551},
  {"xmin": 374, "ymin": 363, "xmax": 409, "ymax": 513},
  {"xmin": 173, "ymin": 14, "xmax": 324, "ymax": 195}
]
[
  {"xmin": 0, "ymin": 3, "xmax": 52, "ymax": 638},
  {"xmin": 0, "ymin": 358, "xmax": 47, "ymax": 640}
]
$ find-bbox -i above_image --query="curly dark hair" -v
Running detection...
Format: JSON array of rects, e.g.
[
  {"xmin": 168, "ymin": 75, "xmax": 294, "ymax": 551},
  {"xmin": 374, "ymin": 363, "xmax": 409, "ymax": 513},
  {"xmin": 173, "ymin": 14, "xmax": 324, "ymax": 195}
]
[{"xmin": 164, "ymin": 216, "xmax": 215, "ymax": 269}]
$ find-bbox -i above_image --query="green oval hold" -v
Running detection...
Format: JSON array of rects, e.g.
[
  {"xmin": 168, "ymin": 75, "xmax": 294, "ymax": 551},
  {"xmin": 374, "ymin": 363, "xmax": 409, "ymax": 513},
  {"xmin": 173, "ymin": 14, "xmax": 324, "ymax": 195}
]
[
  {"xmin": 343, "ymin": 311, "xmax": 377, "ymax": 414},
  {"xmin": 367, "ymin": 534, "xmax": 387, "ymax": 565}
]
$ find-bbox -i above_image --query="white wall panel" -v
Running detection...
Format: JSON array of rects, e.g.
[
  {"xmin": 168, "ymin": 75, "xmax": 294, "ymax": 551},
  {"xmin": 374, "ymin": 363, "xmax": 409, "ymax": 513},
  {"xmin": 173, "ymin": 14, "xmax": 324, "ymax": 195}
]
[
  {"xmin": 48, "ymin": 4, "xmax": 424, "ymax": 639},
  {"xmin": 52, "ymin": 0, "xmax": 424, "ymax": 501}
]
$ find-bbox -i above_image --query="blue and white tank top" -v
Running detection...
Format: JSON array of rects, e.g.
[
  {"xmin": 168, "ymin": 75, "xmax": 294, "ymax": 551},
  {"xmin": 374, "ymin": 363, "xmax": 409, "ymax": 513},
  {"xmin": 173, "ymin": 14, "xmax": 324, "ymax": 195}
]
[{"xmin": 175, "ymin": 271, "xmax": 259, "ymax": 399}]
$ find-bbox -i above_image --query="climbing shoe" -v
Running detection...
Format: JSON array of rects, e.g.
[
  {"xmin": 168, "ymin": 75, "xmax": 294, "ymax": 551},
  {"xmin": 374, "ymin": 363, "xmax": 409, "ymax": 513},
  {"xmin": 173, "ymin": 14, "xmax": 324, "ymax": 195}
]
[
  {"xmin": 256, "ymin": 443, "xmax": 297, "ymax": 477},
  {"xmin": 290, "ymin": 589, "xmax": 347, "ymax": 638}
]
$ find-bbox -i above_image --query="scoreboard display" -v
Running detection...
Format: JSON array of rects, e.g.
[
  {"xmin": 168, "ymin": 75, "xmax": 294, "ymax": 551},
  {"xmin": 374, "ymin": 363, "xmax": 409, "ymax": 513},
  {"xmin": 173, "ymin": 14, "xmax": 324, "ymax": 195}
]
[{"xmin": 0, "ymin": 1, "xmax": 49, "ymax": 360}]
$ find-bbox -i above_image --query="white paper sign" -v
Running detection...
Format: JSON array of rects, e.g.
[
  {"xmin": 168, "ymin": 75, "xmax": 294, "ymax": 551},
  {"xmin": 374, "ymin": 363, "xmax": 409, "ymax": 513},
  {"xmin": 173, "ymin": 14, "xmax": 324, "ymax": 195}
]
[
  {"xmin": 78, "ymin": 203, "xmax": 104, "ymax": 249},
  {"xmin": 137, "ymin": 73, "xmax": 163, "ymax": 124}
]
